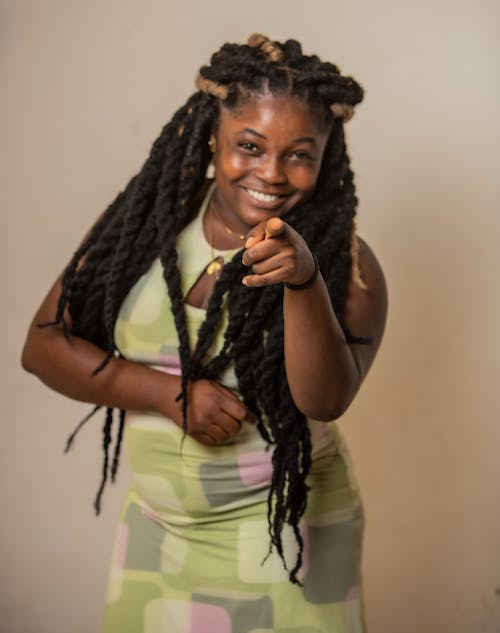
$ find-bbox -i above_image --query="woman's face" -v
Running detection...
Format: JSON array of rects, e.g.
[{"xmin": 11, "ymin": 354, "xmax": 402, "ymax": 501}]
[{"xmin": 211, "ymin": 92, "xmax": 330, "ymax": 232}]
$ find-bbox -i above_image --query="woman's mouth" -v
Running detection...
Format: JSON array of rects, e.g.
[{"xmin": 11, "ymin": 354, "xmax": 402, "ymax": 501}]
[{"xmin": 244, "ymin": 187, "xmax": 286, "ymax": 203}]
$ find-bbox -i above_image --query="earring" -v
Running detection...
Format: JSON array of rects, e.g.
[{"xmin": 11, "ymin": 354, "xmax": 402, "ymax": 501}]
[
  {"xmin": 206, "ymin": 139, "xmax": 216, "ymax": 178},
  {"xmin": 206, "ymin": 161, "xmax": 215, "ymax": 179}
]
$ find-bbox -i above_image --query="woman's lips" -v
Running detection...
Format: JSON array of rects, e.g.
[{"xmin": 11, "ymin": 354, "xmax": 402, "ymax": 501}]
[{"xmin": 243, "ymin": 186, "xmax": 291, "ymax": 206}]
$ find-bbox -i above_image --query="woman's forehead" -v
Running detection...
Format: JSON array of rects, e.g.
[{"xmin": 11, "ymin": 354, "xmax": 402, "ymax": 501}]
[{"xmin": 219, "ymin": 92, "xmax": 326, "ymax": 136}]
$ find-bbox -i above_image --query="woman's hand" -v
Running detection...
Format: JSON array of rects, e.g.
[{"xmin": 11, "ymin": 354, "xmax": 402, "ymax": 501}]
[
  {"xmin": 176, "ymin": 379, "xmax": 256, "ymax": 446},
  {"xmin": 241, "ymin": 217, "xmax": 316, "ymax": 288}
]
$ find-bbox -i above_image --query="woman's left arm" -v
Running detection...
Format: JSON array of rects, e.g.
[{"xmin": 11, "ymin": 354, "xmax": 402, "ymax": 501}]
[{"xmin": 242, "ymin": 219, "xmax": 387, "ymax": 420}]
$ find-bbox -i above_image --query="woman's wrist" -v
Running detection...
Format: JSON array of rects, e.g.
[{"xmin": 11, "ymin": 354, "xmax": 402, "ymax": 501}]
[
  {"xmin": 152, "ymin": 369, "xmax": 183, "ymax": 420},
  {"xmin": 284, "ymin": 255, "xmax": 319, "ymax": 290}
]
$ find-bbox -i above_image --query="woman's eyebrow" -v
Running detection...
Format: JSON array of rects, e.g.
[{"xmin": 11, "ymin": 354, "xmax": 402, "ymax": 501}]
[
  {"xmin": 292, "ymin": 136, "xmax": 316, "ymax": 145},
  {"xmin": 240, "ymin": 127, "xmax": 266, "ymax": 139},
  {"xmin": 239, "ymin": 128, "xmax": 317, "ymax": 145}
]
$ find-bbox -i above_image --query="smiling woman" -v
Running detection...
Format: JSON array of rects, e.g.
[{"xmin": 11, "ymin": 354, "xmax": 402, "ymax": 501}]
[
  {"xmin": 210, "ymin": 94, "xmax": 329, "ymax": 233},
  {"xmin": 21, "ymin": 34, "xmax": 387, "ymax": 633}
]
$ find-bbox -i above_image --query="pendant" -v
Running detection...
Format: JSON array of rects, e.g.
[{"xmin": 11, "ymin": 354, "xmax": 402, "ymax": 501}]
[{"xmin": 207, "ymin": 260, "xmax": 222, "ymax": 276}]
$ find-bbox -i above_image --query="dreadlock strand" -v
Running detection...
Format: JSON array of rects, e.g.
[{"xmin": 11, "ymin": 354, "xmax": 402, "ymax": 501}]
[
  {"xmin": 64, "ymin": 404, "xmax": 102, "ymax": 453},
  {"xmin": 111, "ymin": 409, "xmax": 126, "ymax": 482},
  {"xmin": 94, "ymin": 407, "xmax": 114, "ymax": 515}
]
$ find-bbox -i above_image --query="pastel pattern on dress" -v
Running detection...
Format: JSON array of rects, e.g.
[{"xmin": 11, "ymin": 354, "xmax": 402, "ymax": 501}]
[{"xmin": 104, "ymin": 191, "xmax": 365, "ymax": 632}]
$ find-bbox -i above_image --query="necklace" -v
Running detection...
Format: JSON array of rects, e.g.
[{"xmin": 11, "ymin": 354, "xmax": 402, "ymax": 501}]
[
  {"xmin": 207, "ymin": 256, "xmax": 223, "ymax": 277},
  {"xmin": 206, "ymin": 202, "xmax": 224, "ymax": 278},
  {"xmin": 206, "ymin": 195, "xmax": 245, "ymax": 277},
  {"xmin": 209, "ymin": 201, "xmax": 246, "ymax": 243}
]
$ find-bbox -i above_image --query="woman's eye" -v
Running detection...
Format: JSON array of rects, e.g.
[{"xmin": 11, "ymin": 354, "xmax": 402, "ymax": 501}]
[
  {"xmin": 239, "ymin": 142, "xmax": 259, "ymax": 153},
  {"xmin": 291, "ymin": 150, "xmax": 313, "ymax": 161}
]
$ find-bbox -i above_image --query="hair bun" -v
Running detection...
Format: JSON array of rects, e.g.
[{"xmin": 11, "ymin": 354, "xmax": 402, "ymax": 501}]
[
  {"xmin": 247, "ymin": 33, "xmax": 283, "ymax": 62},
  {"xmin": 195, "ymin": 74, "xmax": 229, "ymax": 100},
  {"xmin": 330, "ymin": 103, "xmax": 355, "ymax": 122}
]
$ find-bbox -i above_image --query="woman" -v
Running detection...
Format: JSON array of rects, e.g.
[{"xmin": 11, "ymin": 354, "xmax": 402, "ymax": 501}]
[{"xmin": 22, "ymin": 34, "xmax": 387, "ymax": 633}]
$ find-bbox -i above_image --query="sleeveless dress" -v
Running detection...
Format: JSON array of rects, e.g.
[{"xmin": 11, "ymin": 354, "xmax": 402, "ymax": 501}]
[{"xmin": 102, "ymin": 192, "xmax": 366, "ymax": 633}]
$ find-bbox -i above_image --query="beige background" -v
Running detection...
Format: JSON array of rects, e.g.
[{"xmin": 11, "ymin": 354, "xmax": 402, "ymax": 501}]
[{"xmin": 1, "ymin": 1, "xmax": 499, "ymax": 632}]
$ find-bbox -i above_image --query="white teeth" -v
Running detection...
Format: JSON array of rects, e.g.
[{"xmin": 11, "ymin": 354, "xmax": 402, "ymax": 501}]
[{"xmin": 245, "ymin": 188, "xmax": 280, "ymax": 203}]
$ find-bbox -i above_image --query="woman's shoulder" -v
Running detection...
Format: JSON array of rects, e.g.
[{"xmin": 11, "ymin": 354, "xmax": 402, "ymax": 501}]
[
  {"xmin": 343, "ymin": 234, "xmax": 388, "ymax": 353},
  {"xmin": 354, "ymin": 235, "xmax": 386, "ymax": 294}
]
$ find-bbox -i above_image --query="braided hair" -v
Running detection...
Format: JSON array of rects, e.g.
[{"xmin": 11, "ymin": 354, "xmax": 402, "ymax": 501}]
[{"xmin": 48, "ymin": 34, "xmax": 364, "ymax": 583}]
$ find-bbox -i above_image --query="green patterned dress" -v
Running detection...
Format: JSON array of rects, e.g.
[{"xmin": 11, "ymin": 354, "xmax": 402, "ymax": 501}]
[{"xmin": 102, "ymin": 194, "xmax": 365, "ymax": 633}]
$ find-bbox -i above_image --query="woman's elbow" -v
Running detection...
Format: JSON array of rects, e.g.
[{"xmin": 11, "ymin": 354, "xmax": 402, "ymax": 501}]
[
  {"xmin": 21, "ymin": 326, "xmax": 51, "ymax": 376},
  {"xmin": 295, "ymin": 394, "xmax": 354, "ymax": 422},
  {"xmin": 21, "ymin": 336, "xmax": 38, "ymax": 374}
]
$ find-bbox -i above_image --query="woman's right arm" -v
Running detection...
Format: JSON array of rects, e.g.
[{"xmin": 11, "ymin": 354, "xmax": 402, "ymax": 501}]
[
  {"xmin": 21, "ymin": 275, "xmax": 183, "ymax": 418},
  {"xmin": 21, "ymin": 275, "xmax": 255, "ymax": 443}
]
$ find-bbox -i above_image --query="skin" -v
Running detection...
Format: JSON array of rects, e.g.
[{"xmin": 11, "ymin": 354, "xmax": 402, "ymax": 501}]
[{"xmin": 21, "ymin": 92, "xmax": 387, "ymax": 444}]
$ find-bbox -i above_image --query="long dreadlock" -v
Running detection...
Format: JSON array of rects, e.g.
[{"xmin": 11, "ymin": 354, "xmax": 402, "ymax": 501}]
[{"xmin": 47, "ymin": 34, "xmax": 364, "ymax": 583}]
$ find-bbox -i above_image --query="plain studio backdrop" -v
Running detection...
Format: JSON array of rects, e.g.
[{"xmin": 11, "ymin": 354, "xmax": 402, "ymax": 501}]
[{"xmin": 1, "ymin": 1, "xmax": 499, "ymax": 632}]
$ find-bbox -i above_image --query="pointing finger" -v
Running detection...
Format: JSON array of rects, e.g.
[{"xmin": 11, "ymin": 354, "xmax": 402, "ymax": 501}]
[{"xmin": 265, "ymin": 217, "xmax": 285, "ymax": 239}]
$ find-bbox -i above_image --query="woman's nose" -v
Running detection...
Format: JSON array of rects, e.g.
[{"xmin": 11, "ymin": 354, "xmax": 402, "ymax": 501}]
[{"xmin": 254, "ymin": 156, "xmax": 287, "ymax": 184}]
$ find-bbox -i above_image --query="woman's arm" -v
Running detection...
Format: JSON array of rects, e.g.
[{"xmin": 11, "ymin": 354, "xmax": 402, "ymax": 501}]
[
  {"xmin": 282, "ymin": 237, "xmax": 387, "ymax": 419},
  {"xmin": 21, "ymin": 276, "xmax": 184, "ymax": 416},
  {"xmin": 242, "ymin": 220, "xmax": 387, "ymax": 420},
  {"xmin": 22, "ymin": 275, "xmax": 255, "ymax": 443}
]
